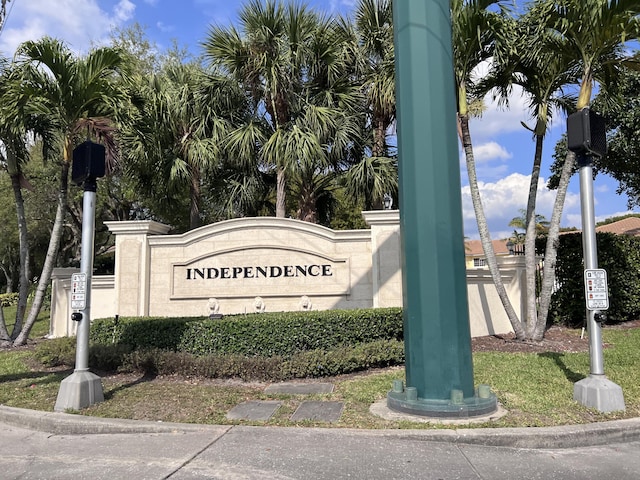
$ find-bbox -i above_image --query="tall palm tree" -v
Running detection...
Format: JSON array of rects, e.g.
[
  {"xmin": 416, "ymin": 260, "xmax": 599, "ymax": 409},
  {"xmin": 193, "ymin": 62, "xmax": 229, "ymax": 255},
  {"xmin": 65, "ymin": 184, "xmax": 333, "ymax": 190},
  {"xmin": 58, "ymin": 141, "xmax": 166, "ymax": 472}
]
[
  {"xmin": 484, "ymin": 11, "xmax": 577, "ymax": 338},
  {"xmin": 122, "ymin": 63, "xmax": 240, "ymax": 230},
  {"xmin": 453, "ymin": 0, "xmax": 527, "ymax": 339},
  {"xmin": 0, "ymin": 55, "xmax": 31, "ymax": 343},
  {"xmin": 531, "ymin": 0, "xmax": 640, "ymax": 341},
  {"xmin": 7, "ymin": 37, "xmax": 129, "ymax": 346},
  {"xmin": 204, "ymin": 0, "xmax": 359, "ymax": 220},
  {"xmin": 343, "ymin": 0, "xmax": 397, "ymax": 210}
]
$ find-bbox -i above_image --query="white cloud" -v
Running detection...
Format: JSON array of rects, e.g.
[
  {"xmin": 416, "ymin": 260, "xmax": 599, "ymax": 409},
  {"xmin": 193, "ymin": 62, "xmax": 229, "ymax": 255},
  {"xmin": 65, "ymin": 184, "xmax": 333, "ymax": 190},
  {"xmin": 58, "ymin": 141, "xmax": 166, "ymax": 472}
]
[
  {"xmin": 461, "ymin": 173, "xmax": 580, "ymax": 239},
  {"xmin": 565, "ymin": 214, "xmax": 582, "ymax": 230},
  {"xmin": 470, "ymin": 86, "xmax": 533, "ymax": 142},
  {"xmin": 114, "ymin": 0, "xmax": 135, "ymax": 23},
  {"xmin": 473, "ymin": 141, "xmax": 512, "ymax": 163},
  {"xmin": 157, "ymin": 21, "xmax": 175, "ymax": 33},
  {"xmin": 0, "ymin": 0, "xmax": 135, "ymax": 55},
  {"xmin": 459, "ymin": 141, "xmax": 513, "ymax": 182}
]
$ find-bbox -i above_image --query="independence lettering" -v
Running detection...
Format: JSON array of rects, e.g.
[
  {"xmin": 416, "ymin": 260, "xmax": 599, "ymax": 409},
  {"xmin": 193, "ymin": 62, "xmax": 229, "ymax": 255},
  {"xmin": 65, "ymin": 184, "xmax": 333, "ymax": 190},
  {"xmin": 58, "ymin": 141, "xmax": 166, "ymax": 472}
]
[{"xmin": 186, "ymin": 264, "xmax": 333, "ymax": 280}]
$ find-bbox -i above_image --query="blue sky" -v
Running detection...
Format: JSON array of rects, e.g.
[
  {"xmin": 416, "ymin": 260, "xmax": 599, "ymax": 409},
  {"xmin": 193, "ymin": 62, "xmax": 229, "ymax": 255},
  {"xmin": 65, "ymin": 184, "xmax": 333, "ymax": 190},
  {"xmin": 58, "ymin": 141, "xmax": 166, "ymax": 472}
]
[{"xmin": 1, "ymin": 0, "xmax": 638, "ymax": 239}]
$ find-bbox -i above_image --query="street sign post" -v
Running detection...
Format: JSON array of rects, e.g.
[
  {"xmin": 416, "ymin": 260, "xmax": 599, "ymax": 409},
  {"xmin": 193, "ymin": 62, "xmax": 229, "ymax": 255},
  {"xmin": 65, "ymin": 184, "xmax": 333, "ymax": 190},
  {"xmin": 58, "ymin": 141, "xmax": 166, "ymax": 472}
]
[
  {"xmin": 71, "ymin": 273, "xmax": 87, "ymax": 310},
  {"xmin": 584, "ymin": 269, "xmax": 609, "ymax": 311}
]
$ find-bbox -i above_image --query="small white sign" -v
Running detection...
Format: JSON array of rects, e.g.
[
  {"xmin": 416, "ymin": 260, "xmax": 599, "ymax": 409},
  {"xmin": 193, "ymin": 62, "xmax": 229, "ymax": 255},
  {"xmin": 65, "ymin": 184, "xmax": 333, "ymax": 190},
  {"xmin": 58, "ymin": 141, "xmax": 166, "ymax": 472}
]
[
  {"xmin": 584, "ymin": 269, "xmax": 609, "ymax": 311},
  {"xmin": 71, "ymin": 273, "xmax": 87, "ymax": 310}
]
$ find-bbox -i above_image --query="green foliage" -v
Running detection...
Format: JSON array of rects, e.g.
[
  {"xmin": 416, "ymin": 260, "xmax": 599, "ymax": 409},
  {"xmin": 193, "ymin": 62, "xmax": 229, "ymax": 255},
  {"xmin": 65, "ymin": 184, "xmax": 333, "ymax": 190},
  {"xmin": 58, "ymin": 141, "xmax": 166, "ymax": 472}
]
[
  {"xmin": 114, "ymin": 339, "xmax": 404, "ymax": 381},
  {"xmin": 34, "ymin": 337, "xmax": 133, "ymax": 370},
  {"xmin": 90, "ymin": 316, "xmax": 199, "ymax": 350},
  {"xmin": 280, "ymin": 339, "xmax": 404, "ymax": 379},
  {"xmin": 32, "ymin": 337, "xmax": 76, "ymax": 367},
  {"xmin": 0, "ymin": 292, "xmax": 18, "ymax": 307},
  {"xmin": 176, "ymin": 308, "xmax": 403, "ymax": 357},
  {"xmin": 91, "ymin": 308, "xmax": 403, "ymax": 357},
  {"xmin": 84, "ymin": 308, "xmax": 404, "ymax": 379},
  {"xmin": 550, "ymin": 233, "xmax": 640, "ymax": 327}
]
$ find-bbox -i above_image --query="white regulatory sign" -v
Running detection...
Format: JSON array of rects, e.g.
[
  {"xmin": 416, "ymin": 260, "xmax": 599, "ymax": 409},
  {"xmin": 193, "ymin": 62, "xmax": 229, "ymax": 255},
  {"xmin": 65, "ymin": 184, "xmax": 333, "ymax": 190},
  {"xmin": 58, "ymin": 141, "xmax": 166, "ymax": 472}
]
[
  {"xmin": 584, "ymin": 269, "xmax": 609, "ymax": 311},
  {"xmin": 71, "ymin": 273, "xmax": 87, "ymax": 310}
]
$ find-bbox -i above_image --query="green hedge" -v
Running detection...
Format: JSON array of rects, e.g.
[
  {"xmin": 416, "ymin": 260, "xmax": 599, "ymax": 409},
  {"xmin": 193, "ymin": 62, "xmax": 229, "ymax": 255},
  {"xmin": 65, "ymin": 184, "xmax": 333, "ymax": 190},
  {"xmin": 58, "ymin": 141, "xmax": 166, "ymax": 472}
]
[
  {"xmin": 0, "ymin": 293, "xmax": 19, "ymax": 307},
  {"xmin": 550, "ymin": 232, "xmax": 640, "ymax": 327},
  {"xmin": 116, "ymin": 339, "xmax": 404, "ymax": 381},
  {"xmin": 90, "ymin": 308, "xmax": 403, "ymax": 358}
]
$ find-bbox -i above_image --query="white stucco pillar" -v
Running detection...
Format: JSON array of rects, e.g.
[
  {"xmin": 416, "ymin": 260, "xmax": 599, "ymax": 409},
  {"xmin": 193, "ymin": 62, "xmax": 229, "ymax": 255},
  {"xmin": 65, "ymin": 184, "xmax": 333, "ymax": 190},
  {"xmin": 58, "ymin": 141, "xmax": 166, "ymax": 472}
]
[
  {"xmin": 362, "ymin": 210, "xmax": 402, "ymax": 308},
  {"xmin": 104, "ymin": 221, "xmax": 171, "ymax": 317}
]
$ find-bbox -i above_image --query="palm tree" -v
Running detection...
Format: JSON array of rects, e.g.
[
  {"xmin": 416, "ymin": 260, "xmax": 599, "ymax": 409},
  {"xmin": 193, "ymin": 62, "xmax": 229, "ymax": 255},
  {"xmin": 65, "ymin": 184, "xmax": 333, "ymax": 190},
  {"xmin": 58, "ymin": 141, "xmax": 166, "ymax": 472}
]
[
  {"xmin": 343, "ymin": 0, "xmax": 397, "ymax": 210},
  {"xmin": 483, "ymin": 10, "xmax": 577, "ymax": 338},
  {"xmin": 122, "ymin": 63, "xmax": 240, "ymax": 230},
  {"xmin": 0, "ymin": 0, "xmax": 10, "ymax": 30},
  {"xmin": 453, "ymin": 0, "xmax": 527, "ymax": 339},
  {"xmin": 7, "ymin": 37, "xmax": 129, "ymax": 346},
  {"xmin": 530, "ymin": 0, "xmax": 640, "ymax": 341},
  {"xmin": 508, "ymin": 209, "xmax": 550, "ymax": 238},
  {"xmin": 0, "ymin": 55, "xmax": 31, "ymax": 343},
  {"xmin": 203, "ymin": 0, "xmax": 360, "ymax": 220}
]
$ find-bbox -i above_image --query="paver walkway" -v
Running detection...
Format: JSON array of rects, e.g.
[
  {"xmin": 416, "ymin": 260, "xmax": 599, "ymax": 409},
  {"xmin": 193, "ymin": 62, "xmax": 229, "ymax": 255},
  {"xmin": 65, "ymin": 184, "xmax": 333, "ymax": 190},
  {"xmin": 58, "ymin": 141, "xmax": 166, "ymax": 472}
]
[{"xmin": 226, "ymin": 382, "xmax": 343, "ymax": 422}]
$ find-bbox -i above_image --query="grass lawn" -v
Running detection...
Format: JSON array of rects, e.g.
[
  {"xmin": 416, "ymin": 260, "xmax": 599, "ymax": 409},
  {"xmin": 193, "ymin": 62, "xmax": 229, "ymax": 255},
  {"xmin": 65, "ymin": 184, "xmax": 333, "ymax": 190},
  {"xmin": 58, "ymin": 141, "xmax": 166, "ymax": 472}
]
[{"xmin": 1, "ymin": 319, "xmax": 639, "ymax": 429}]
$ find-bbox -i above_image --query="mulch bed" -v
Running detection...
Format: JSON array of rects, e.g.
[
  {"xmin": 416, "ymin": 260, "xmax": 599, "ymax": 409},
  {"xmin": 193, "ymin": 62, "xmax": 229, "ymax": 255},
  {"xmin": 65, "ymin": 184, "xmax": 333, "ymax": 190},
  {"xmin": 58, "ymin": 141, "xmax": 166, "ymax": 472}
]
[{"xmin": 471, "ymin": 319, "xmax": 640, "ymax": 354}]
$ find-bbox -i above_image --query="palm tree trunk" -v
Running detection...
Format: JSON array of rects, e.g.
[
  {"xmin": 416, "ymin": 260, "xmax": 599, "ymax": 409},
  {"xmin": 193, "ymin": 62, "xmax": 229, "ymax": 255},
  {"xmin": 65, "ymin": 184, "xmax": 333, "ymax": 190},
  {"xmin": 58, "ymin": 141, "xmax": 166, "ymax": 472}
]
[
  {"xmin": 532, "ymin": 151, "xmax": 576, "ymax": 341},
  {"xmin": 276, "ymin": 166, "xmax": 287, "ymax": 218},
  {"xmin": 523, "ymin": 134, "xmax": 544, "ymax": 336},
  {"xmin": 9, "ymin": 169, "xmax": 30, "ymax": 340},
  {"xmin": 189, "ymin": 166, "xmax": 202, "ymax": 230},
  {"xmin": 13, "ymin": 161, "xmax": 70, "ymax": 346},
  {"xmin": 460, "ymin": 114, "xmax": 526, "ymax": 340}
]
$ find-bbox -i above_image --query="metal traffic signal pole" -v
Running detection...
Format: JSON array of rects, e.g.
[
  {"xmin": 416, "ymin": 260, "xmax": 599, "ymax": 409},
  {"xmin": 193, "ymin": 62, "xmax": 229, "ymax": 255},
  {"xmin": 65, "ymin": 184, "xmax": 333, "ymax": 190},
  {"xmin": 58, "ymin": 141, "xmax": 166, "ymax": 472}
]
[
  {"xmin": 387, "ymin": 0, "xmax": 496, "ymax": 417},
  {"xmin": 55, "ymin": 142, "xmax": 105, "ymax": 412},
  {"xmin": 568, "ymin": 108, "xmax": 625, "ymax": 413}
]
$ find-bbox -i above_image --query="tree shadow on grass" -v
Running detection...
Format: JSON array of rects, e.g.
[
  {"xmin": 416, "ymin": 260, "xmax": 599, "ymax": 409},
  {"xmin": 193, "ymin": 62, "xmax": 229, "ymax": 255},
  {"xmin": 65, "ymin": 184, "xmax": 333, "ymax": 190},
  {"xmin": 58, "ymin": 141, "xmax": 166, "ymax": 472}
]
[
  {"xmin": 538, "ymin": 352, "xmax": 586, "ymax": 383},
  {"xmin": 0, "ymin": 369, "xmax": 70, "ymax": 385},
  {"xmin": 102, "ymin": 372, "xmax": 158, "ymax": 401}
]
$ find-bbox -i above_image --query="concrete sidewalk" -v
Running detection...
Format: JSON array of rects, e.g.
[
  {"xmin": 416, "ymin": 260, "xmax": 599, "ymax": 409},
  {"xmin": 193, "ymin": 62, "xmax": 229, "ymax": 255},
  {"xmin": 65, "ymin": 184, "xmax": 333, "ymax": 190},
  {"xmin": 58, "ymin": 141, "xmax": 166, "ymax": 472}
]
[{"xmin": 2, "ymin": 405, "xmax": 640, "ymax": 479}]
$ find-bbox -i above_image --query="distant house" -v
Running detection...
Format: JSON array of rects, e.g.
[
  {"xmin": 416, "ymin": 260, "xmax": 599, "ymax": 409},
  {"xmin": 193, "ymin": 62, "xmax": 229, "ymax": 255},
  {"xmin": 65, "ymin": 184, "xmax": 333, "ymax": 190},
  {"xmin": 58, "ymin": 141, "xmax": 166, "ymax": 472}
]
[
  {"xmin": 595, "ymin": 217, "xmax": 640, "ymax": 237},
  {"xmin": 464, "ymin": 239, "xmax": 514, "ymax": 269}
]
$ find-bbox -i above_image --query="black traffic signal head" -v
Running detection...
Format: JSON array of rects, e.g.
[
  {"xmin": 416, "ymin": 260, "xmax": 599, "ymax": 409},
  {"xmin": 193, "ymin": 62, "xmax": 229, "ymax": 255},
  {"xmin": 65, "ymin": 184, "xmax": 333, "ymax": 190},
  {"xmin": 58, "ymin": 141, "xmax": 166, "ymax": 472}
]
[
  {"xmin": 72, "ymin": 141, "xmax": 106, "ymax": 187},
  {"xmin": 567, "ymin": 108, "xmax": 607, "ymax": 158}
]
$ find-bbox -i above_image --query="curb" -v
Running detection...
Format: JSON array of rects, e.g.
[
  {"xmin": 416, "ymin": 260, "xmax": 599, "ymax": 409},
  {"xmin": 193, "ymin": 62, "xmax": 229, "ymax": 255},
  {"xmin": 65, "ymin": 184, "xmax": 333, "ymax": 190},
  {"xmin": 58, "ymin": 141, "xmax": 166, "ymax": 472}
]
[
  {"xmin": 0, "ymin": 405, "xmax": 230, "ymax": 435},
  {"xmin": 2, "ymin": 404, "xmax": 639, "ymax": 449}
]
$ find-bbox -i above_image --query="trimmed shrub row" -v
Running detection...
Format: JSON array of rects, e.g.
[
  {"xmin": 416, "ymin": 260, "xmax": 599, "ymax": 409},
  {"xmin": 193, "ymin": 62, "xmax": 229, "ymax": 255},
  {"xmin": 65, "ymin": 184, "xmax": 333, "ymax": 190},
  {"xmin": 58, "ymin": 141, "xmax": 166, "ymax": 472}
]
[
  {"xmin": 33, "ymin": 337, "xmax": 405, "ymax": 381},
  {"xmin": 90, "ymin": 308, "xmax": 403, "ymax": 357},
  {"xmin": 118, "ymin": 339, "xmax": 404, "ymax": 381}
]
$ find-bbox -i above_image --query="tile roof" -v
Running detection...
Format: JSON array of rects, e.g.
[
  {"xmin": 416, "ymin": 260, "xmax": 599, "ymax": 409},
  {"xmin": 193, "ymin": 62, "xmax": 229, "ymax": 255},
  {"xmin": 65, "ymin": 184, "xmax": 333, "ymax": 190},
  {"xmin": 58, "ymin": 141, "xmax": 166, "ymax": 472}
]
[
  {"xmin": 465, "ymin": 239, "xmax": 511, "ymax": 256},
  {"xmin": 595, "ymin": 217, "xmax": 640, "ymax": 236}
]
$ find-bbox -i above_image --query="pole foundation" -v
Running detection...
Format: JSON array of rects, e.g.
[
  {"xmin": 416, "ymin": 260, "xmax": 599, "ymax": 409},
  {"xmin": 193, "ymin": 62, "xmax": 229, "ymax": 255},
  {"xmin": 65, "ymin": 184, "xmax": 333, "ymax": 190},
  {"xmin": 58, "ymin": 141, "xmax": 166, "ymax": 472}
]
[
  {"xmin": 54, "ymin": 370, "xmax": 104, "ymax": 412},
  {"xmin": 388, "ymin": 382, "xmax": 497, "ymax": 418},
  {"xmin": 574, "ymin": 374, "xmax": 625, "ymax": 413}
]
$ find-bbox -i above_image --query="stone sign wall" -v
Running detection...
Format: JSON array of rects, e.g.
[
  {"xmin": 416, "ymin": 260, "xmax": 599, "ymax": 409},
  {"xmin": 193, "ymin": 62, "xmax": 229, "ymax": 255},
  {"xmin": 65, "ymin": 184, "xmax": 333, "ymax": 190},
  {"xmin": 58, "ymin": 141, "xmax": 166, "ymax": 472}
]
[{"xmin": 49, "ymin": 211, "xmax": 523, "ymax": 338}]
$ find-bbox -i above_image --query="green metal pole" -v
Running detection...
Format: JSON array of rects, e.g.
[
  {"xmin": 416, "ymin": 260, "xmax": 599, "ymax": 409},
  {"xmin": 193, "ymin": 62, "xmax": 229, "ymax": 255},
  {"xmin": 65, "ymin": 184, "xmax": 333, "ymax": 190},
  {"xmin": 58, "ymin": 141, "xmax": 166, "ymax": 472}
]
[{"xmin": 388, "ymin": 0, "xmax": 496, "ymax": 417}]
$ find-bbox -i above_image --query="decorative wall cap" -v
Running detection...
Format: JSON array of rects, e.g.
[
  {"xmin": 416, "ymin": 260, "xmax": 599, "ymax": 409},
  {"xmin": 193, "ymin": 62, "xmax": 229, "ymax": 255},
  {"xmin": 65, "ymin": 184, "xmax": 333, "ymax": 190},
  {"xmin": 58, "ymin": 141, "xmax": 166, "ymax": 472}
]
[
  {"xmin": 104, "ymin": 220, "xmax": 171, "ymax": 236},
  {"xmin": 362, "ymin": 210, "xmax": 400, "ymax": 226},
  {"xmin": 146, "ymin": 217, "xmax": 370, "ymax": 247}
]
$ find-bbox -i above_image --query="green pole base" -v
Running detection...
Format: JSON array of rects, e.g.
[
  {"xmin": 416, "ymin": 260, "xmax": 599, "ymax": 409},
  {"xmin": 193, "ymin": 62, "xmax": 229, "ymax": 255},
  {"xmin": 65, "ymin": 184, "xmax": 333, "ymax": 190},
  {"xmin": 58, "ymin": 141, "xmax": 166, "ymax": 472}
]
[
  {"xmin": 54, "ymin": 370, "xmax": 104, "ymax": 412},
  {"xmin": 387, "ymin": 383, "xmax": 497, "ymax": 418}
]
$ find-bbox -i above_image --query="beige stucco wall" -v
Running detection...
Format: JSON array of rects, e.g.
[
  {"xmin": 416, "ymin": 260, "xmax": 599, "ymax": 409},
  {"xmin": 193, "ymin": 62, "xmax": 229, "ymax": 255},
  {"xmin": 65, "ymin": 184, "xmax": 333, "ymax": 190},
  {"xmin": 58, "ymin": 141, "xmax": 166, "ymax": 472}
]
[
  {"xmin": 50, "ymin": 212, "xmax": 523, "ymax": 339},
  {"xmin": 50, "ymin": 268, "xmax": 116, "ymax": 338}
]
